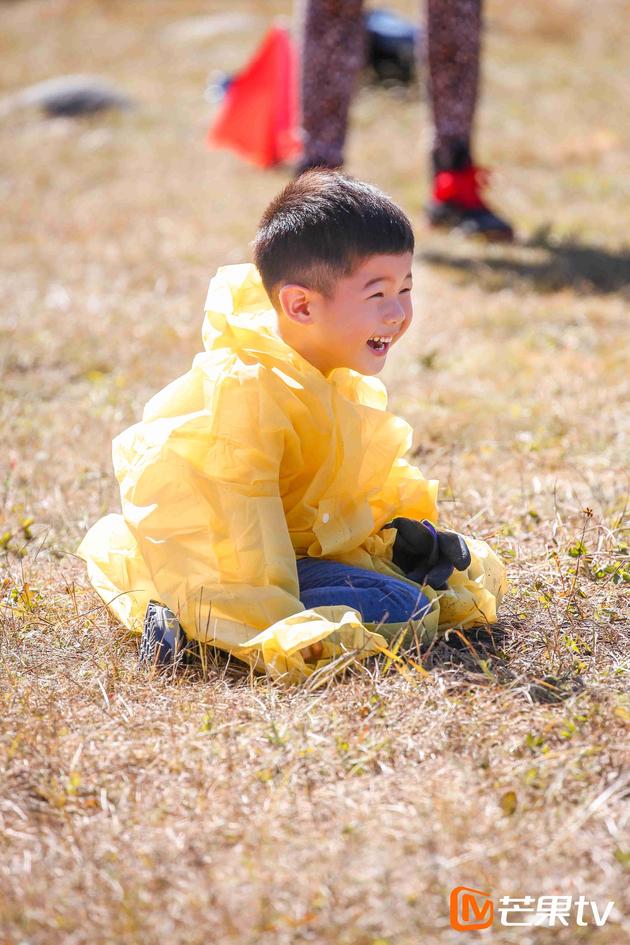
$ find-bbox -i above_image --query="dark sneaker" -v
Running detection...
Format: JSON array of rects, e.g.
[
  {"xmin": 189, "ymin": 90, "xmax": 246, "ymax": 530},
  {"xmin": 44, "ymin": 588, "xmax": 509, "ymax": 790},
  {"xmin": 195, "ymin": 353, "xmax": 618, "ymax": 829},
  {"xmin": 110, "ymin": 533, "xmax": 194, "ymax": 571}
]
[
  {"xmin": 427, "ymin": 165, "xmax": 514, "ymax": 242},
  {"xmin": 140, "ymin": 600, "xmax": 199, "ymax": 668}
]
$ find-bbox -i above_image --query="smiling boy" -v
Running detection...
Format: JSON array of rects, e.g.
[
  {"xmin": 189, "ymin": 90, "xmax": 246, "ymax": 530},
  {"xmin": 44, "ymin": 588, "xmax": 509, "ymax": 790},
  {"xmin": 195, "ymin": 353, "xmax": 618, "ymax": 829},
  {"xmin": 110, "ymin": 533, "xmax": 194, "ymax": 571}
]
[
  {"xmin": 78, "ymin": 170, "xmax": 507, "ymax": 683},
  {"xmin": 274, "ymin": 251, "xmax": 412, "ymax": 377}
]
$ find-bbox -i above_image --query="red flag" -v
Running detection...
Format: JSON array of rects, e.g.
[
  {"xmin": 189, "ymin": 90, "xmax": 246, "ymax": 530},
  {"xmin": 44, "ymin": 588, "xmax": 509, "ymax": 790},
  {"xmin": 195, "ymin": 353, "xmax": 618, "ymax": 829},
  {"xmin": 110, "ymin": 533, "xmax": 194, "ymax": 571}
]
[{"xmin": 207, "ymin": 24, "xmax": 302, "ymax": 168}]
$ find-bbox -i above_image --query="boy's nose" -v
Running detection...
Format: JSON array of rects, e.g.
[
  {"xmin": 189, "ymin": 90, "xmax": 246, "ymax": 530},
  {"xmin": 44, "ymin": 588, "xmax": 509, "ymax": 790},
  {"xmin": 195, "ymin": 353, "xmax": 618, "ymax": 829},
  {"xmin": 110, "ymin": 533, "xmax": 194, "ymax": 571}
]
[{"xmin": 385, "ymin": 300, "xmax": 407, "ymax": 327}]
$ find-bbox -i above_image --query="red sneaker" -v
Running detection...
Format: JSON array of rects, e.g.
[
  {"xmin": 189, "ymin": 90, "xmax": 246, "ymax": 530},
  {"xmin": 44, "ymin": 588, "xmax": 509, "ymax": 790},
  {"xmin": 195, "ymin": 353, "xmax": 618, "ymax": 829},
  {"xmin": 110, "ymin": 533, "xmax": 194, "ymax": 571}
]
[{"xmin": 427, "ymin": 165, "xmax": 514, "ymax": 242}]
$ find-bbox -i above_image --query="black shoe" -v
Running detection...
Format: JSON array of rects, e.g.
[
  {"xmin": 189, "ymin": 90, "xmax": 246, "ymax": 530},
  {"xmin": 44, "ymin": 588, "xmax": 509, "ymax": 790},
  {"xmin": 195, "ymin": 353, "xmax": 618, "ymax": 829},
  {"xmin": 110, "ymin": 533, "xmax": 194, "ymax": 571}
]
[
  {"xmin": 140, "ymin": 600, "xmax": 199, "ymax": 668},
  {"xmin": 427, "ymin": 198, "xmax": 514, "ymax": 242}
]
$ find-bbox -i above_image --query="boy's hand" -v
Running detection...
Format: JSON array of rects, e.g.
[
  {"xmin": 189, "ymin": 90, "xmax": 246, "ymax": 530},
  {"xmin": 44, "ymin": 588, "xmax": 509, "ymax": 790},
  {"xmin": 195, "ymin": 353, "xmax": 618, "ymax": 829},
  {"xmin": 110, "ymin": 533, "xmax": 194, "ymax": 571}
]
[
  {"xmin": 383, "ymin": 517, "xmax": 471, "ymax": 590},
  {"xmin": 299, "ymin": 641, "xmax": 323, "ymax": 662}
]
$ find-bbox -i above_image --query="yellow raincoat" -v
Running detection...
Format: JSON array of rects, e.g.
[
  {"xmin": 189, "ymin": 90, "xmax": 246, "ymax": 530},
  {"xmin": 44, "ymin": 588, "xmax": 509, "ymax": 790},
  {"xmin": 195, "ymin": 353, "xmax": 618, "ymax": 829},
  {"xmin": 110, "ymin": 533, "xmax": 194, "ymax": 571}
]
[{"xmin": 78, "ymin": 264, "xmax": 506, "ymax": 684}]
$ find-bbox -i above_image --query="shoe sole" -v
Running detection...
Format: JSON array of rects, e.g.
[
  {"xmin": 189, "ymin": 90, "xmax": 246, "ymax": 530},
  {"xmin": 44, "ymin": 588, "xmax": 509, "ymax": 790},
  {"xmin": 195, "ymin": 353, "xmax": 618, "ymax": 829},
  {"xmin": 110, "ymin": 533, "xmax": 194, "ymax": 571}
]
[
  {"xmin": 141, "ymin": 601, "xmax": 200, "ymax": 668},
  {"xmin": 428, "ymin": 219, "xmax": 515, "ymax": 244}
]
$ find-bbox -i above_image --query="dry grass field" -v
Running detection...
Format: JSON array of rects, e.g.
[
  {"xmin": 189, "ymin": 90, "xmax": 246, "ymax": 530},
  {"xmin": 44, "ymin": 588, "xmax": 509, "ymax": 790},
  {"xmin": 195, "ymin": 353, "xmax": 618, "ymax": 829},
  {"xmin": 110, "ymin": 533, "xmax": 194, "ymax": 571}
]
[{"xmin": 1, "ymin": 1, "xmax": 629, "ymax": 942}]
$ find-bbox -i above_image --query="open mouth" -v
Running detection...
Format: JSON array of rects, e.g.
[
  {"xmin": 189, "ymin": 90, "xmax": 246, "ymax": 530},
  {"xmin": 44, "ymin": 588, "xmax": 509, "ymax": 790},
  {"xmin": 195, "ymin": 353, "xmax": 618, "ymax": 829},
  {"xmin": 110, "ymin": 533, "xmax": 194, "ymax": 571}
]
[{"xmin": 366, "ymin": 333, "xmax": 394, "ymax": 354}]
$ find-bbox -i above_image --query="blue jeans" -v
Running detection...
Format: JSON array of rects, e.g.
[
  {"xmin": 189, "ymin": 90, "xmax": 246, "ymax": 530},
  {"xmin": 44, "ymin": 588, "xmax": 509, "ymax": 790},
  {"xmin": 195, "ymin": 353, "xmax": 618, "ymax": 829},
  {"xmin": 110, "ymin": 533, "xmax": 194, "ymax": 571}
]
[{"xmin": 297, "ymin": 557, "xmax": 431, "ymax": 626}]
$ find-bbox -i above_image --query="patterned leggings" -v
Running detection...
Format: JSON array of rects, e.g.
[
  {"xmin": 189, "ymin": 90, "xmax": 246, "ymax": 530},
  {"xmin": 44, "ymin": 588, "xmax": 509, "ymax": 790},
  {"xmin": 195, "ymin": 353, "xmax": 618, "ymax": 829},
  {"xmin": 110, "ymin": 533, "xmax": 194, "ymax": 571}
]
[{"xmin": 299, "ymin": 0, "xmax": 482, "ymax": 168}]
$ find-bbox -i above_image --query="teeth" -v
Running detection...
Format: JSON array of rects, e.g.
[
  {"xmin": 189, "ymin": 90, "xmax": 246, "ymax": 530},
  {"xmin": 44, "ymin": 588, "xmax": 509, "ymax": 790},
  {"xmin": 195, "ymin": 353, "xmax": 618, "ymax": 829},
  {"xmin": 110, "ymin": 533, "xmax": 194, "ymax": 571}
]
[{"xmin": 369, "ymin": 335, "xmax": 393, "ymax": 343}]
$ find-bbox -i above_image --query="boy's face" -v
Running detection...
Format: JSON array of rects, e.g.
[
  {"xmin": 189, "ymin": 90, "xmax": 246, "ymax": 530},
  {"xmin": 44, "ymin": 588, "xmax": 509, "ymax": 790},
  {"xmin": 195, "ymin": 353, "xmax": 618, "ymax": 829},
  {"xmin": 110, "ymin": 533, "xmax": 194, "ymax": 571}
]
[{"xmin": 277, "ymin": 252, "xmax": 414, "ymax": 377}]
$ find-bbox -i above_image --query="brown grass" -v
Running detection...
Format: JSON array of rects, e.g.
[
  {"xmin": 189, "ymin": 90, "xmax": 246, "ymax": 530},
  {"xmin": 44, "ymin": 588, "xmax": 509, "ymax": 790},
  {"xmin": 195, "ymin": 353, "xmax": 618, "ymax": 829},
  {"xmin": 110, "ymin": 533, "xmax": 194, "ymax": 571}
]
[{"xmin": 1, "ymin": 1, "xmax": 629, "ymax": 942}]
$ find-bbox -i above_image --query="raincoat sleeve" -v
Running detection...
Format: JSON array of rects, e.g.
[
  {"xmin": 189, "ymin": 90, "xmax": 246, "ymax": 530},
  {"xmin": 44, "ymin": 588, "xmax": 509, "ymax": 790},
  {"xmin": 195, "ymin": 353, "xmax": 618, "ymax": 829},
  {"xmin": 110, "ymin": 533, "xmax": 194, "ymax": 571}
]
[
  {"xmin": 373, "ymin": 456, "xmax": 440, "ymax": 526},
  {"xmin": 347, "ymin": 374, "xmax": 440, "ymax": 532},
  {"xmin": 363, "ymin": 456, "xmax": 506, "ymax": 628},
  {"xmin": 363, "ymin": 449, "xmax": 506, "ymax": 627},
  {"xmin": 337, "ymin": 410, "xmax": 505, "ymax": 626},
  {"xmin": 118, "ymin": 365, "xmax": 386, "ymax": 681},
  {"xmin": 328, "ymin": 455, "xmax": 439, "ymax": 572}
]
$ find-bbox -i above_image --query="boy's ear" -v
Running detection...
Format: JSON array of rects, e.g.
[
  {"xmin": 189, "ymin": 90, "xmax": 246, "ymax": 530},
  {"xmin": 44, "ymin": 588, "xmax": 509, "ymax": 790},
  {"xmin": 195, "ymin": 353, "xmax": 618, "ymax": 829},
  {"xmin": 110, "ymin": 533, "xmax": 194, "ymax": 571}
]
[{"xmin": 277, "ymin": 284, "xmax": 315, "ymax": 324}]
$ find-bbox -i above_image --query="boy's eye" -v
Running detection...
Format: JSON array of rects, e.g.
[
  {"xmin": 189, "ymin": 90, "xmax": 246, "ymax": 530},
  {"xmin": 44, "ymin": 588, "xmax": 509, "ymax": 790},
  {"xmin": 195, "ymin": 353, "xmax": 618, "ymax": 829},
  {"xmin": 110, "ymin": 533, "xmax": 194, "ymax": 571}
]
[{"xmin": 367, "ymin": 286, "xmax": 411, "ymax": 300}]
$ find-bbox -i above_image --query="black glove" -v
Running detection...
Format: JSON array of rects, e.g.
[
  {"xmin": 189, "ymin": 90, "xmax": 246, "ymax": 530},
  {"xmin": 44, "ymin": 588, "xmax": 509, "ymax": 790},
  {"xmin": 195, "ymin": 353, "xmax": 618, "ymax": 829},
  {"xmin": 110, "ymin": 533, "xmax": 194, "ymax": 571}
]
[{"xmin": 382, "ymin": 517, "xmax": 471, "ymax": 590}]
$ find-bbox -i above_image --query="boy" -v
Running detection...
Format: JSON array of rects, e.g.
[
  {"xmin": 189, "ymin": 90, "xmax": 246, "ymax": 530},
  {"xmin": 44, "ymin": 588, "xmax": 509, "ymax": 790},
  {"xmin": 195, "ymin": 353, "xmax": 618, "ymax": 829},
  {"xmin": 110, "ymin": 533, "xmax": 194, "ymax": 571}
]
[{"xmin": 78, "ymin": 171, "xmax": 506, "ymax": 684}]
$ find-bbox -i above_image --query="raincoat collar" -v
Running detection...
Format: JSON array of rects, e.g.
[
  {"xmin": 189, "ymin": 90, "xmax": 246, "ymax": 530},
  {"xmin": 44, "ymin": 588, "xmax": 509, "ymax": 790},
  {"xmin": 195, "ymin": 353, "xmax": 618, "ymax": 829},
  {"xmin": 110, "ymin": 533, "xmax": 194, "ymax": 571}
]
[{"xmin": 202, "ymin": 263, "xmax": 388, "ymax": 408}]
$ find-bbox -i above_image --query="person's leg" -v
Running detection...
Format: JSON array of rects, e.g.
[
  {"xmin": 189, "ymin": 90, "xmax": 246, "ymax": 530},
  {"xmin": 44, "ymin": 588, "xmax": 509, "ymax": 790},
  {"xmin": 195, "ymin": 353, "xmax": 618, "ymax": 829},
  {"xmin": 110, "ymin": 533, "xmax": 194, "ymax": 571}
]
[
  {"xmin": 424, "ymin": 0, "xmax": 514, "ymax": 240},
  {"xmin": 298, "ymin": 0, "xmax": 365, "ymax": 172},
  {"xmin": 297, "ymin": 557, "xmax": 432, "ymax": 624},
  {"xmin": 426, "ymin": 0, "xmax": 480, "ymax": 166}
]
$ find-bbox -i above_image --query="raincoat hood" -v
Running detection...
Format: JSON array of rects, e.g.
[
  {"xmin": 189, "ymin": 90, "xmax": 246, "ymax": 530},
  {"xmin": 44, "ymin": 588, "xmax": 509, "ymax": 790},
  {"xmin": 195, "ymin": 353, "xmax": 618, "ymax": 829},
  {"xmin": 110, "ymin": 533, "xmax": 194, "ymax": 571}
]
[
  {"xmin": 201, "ymin": 263, "xmax": 391, "ymax": 408},
  {"xmin": 202, "ymin": 262, "xmax": 283, "ymax": 360},
  {"xmin": 78, "ymin": 263, "xmax": 506, "ymax": 685}
]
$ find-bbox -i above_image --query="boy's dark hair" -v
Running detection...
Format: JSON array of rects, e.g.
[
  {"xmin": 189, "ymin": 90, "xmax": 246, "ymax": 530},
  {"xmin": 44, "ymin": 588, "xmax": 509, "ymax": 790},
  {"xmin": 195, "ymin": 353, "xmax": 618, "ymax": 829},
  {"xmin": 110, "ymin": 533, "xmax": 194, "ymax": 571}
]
[{"xmin": 253, "ymin": 170, "xmax": 414, "ymax": 303}]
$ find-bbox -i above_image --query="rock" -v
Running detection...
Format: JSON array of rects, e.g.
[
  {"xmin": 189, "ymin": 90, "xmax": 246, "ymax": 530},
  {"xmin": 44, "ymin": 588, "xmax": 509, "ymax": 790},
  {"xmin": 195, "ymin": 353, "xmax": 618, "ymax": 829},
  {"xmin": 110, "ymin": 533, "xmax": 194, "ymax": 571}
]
[{"xmin": 0, "ymin": 74, "xmax": 133, "ymax": 118}]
